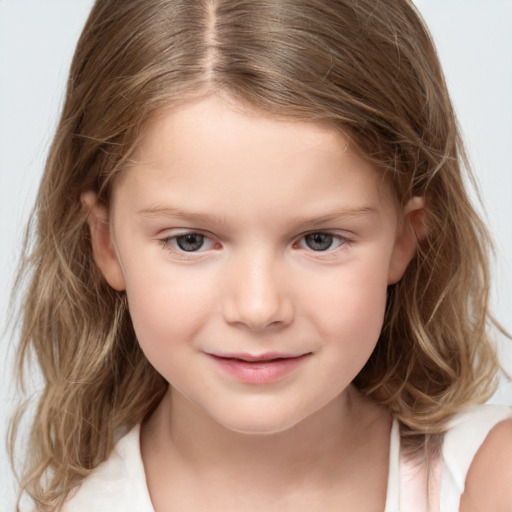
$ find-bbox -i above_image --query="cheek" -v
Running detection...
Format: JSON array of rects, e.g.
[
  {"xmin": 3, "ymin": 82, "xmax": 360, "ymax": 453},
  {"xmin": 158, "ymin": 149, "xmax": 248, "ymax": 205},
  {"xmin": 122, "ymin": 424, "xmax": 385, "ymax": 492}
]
[
  {"xmin": 312, "ymin": 279, "xmax": 388, "ymax": 388},
  {"xmin": 305, "ymin": 258, "xmax": 390, "ymax": 353},
  {"xmin": 122, "ymin": 266, "xmax": 214, "ymax": 359}
]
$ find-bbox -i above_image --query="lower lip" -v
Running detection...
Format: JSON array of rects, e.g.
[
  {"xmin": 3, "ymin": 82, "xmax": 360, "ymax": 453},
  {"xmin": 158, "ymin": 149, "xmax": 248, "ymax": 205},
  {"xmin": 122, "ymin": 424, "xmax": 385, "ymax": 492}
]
[{"xmin": 208, "ymin": 354, "xmax": 309, "ymax": 384}]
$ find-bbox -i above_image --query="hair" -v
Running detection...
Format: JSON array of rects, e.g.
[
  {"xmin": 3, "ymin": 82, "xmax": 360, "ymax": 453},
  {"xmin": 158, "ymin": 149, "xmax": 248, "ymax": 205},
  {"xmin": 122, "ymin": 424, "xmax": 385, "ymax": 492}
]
[{"xmin": 9, "ymin": 0, "xmax": 503, "ymax": 509}]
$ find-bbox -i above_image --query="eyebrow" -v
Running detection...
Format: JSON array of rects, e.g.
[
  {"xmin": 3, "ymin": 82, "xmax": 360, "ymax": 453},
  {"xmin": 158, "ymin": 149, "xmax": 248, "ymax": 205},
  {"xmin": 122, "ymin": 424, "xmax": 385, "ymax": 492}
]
[
  {"xmin": 302, "ymin": 206, "xmax": 378, "ymax": 225},
  {"xmin": 137, "ymin": 204, "xmax": 378, "ymax": 226},
  {"xmin": 137, "ymin": 205, "xmax": 229, "ymax": 225}
]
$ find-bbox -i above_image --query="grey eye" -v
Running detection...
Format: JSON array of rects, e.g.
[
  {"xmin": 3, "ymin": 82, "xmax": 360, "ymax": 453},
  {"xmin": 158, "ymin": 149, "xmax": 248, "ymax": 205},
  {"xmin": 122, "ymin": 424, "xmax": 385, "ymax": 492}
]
[
  {"xmin": 175, "ymin": 233, "xmax": 205, "ymax": 251},
  {"xmin": 304, "ymin": 233, "xmax": 334, "ymax": 251}
]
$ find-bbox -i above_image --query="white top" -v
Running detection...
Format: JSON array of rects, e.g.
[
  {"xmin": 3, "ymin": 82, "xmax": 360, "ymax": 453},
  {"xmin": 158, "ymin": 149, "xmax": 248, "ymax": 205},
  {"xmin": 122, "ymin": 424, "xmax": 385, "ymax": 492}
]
[{"xmin": 62, "ymin": 404, "xmax": 512, "ymax": 512}]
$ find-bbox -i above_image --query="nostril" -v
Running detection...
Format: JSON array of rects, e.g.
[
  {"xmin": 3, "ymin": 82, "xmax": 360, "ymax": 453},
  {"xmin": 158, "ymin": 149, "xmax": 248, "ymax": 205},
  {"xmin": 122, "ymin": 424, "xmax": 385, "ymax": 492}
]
[
  {"xmin": 223, "ymin": 298, "xmax": 294, "ymax": 331},
  {"xmin": 221, "ymin": 258, "xmax": 294, "ymax": 329}
]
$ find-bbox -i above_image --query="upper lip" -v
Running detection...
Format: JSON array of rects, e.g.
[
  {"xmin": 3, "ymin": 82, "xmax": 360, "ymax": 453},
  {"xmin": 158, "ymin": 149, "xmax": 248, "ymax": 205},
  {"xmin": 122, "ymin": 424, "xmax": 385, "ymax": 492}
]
[{"xmin": 207, "ymin": 352, "xmax": 309, "ymax": 362}]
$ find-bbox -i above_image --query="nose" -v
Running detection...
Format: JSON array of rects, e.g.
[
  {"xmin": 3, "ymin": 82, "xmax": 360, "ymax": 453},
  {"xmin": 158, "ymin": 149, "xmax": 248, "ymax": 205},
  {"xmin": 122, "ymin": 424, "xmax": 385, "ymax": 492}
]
[{"xmin": 222, "ymin": 251, "xmax": 294, "ymax": 331}]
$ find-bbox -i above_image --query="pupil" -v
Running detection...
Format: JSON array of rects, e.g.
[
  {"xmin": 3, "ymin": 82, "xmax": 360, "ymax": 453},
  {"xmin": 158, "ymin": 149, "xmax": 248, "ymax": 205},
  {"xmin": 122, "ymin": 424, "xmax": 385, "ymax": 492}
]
[
  {"xmin": 177, "ymin": 234, "xmax": 204, "ymax": 251},
  {"xmin": 306, "ymin": 233, "xmax": 333, "ymax": 251}
]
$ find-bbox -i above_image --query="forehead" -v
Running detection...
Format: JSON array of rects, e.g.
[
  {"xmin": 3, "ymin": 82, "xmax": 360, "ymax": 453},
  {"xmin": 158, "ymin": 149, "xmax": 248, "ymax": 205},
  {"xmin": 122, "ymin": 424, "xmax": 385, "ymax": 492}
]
[
  {"xmin": 133, "ymin": 96, "xmax": 346, "ymax": 164},
  {"xmin": 115, "ymin": 96, "xmax": 397, "ymax": 218}
]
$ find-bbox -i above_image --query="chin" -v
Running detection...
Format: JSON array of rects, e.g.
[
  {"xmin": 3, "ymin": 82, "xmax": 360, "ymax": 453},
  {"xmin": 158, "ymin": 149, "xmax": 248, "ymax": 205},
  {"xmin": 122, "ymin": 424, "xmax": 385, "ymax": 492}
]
[
  {"xmin": 220, "ymin": 419, "xmax": 301, "ymax": 436},
  {"xmin": 209, "ymin": 404, "xmax": 312, "ymax": 436}
]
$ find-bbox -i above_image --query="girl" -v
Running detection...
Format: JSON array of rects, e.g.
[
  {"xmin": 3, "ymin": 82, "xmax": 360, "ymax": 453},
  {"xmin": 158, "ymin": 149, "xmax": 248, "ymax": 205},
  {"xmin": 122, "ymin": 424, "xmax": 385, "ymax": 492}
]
[{"xmin": 9, "ymin": 1, "xmax": 512, "ymax": 511}]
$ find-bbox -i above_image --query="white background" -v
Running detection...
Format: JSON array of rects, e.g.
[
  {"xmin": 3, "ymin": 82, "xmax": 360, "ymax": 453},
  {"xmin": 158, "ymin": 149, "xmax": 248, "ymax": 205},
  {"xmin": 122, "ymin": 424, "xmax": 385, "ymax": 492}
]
[{"xmin": 1, "ymin": 1, "xmax": 511, "ymax": 509}]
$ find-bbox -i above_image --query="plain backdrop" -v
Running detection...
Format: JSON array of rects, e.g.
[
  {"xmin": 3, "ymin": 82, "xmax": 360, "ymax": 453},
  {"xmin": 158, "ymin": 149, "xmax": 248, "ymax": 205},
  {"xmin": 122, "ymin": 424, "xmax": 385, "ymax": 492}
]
[{"xmin": 1, "ymin": 1, "xmax": 511, "ymax": 509}]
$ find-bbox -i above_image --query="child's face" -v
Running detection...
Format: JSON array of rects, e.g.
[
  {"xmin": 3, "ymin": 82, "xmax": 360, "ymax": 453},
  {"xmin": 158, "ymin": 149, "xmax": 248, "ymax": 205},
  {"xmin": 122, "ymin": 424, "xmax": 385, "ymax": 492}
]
[{"xmin": 87, "ymin": 96, "xmax": 419, "ymax": 434}]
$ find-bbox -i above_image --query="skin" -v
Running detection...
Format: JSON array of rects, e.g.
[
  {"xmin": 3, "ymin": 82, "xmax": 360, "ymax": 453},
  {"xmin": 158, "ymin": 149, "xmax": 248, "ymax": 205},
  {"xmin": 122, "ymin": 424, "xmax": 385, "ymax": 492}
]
[
  {"xmin": 84, "ymin": 96, "xmax": 428, "ymax": 511},
  {"xmin": 459, "ymin": 419, "xmax": 512, "ymax": 512}
]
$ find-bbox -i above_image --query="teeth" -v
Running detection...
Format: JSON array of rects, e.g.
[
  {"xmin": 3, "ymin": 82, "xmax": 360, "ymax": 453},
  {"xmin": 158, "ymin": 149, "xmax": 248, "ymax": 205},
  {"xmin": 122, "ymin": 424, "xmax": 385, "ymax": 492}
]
[
  {"xmin": 240, "ymin": 357, "xmax": 283, "ymax": 363},
  {"xmin": 215, "ymin": 354, "xmax": 304, "ymax": 363}
]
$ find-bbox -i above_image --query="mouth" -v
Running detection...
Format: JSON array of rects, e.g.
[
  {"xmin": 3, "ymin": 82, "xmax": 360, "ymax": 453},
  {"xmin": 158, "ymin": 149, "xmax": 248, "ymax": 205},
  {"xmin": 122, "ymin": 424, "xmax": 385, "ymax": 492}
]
[{"xmin": 206, "ymin": 352, "xmax": 311, "ymax": 384}]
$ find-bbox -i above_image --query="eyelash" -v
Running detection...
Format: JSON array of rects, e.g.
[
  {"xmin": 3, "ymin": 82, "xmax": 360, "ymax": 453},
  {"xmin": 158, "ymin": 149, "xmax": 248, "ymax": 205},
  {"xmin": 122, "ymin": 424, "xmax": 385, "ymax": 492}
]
[
  {"xmin": 158, "ymin": 231, "xmax": 352, "ymax": 255},
  {"xmin": 159, "ymin": 232, "xmax": 217, "ymax": 253},
  {"xmin": 295, "ymin": 231, "xmax": 351, "ymax": 252}
]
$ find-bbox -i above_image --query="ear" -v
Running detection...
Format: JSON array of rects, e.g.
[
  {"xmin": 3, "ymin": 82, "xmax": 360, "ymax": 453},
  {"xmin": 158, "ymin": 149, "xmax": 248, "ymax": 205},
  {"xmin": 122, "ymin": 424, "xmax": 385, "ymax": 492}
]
[
  {"xmin": 387, "ymin": 196, "xmax": 426, "ymax": 285},
  {"xmin": 81, "ymin": 191, "xmax": 126, "ymax": 291}
]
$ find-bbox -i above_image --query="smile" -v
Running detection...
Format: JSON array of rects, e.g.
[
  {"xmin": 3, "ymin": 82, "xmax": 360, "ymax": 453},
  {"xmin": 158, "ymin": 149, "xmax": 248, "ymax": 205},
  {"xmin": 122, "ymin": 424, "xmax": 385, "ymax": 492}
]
[{"xmin": 206, "ymin": 352, "xmax": 311, "ymax": 384}]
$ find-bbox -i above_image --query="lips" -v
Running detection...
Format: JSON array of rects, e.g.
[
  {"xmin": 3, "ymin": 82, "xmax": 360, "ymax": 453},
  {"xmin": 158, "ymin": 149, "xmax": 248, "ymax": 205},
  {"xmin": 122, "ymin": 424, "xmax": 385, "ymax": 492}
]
[{"xmin": 207, "ymin": 352, "xmax": 310, "ymax": 384}]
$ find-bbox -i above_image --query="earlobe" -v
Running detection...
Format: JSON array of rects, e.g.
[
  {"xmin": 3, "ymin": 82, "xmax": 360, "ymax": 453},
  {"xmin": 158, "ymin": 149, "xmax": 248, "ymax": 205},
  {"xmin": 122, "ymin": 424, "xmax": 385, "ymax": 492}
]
[
  {"xmin": 387, "ymin": 197, "xmax": 426, "ymax": 285},
  {"xmin": 81, "ymin": 191, "xmax": 126, "ymax": 291}
]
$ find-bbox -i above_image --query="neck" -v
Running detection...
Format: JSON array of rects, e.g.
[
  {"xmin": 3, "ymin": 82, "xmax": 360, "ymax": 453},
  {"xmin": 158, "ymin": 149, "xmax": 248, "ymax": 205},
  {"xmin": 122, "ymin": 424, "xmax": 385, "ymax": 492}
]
[{"xmin": 141, "ymin": 385, "xmax": 390, "ymax": 492}]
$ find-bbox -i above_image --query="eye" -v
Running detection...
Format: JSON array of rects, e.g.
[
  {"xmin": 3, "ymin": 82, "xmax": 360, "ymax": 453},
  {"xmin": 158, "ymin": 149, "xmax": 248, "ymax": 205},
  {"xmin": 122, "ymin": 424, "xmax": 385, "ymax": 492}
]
[
  {"xmin": 175, "ymin": 233, "xmax": 206, "ymax": 251},
  {"xmin": 298, "ymin": 232, "xmax": 347, "ymax": 252},
  {"xmin": 160, "ymin": 232, "xmax": 215, "ymax": 252}
]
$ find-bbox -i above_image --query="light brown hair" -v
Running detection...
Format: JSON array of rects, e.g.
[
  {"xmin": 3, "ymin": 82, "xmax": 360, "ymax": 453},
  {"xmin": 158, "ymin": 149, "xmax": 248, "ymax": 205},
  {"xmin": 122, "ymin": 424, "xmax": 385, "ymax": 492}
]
[{"xmin": 10, "ymin": 0, "xmax": 502, "ymax": 508}]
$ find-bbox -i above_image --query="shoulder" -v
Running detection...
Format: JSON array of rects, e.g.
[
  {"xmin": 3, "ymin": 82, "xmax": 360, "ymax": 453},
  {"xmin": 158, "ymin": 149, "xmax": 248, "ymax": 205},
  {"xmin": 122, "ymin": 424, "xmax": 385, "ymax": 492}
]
[
  {"xmin": 62, "ymin": 425, "xmax": 154, "ymax": 512},
  {"xmin": 439, "ymin": 404, "xmax": 512, "ymax": 512},
  {"xmin": 459, "ymin": 417, "xmax": 512, "ymax": 512}
]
